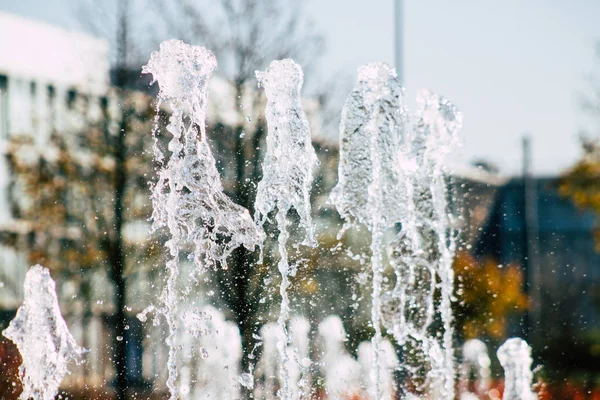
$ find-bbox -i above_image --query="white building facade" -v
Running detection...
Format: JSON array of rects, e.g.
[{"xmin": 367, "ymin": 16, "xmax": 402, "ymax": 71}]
[
  {"xmin": 0, "ymin": 12, "xmax": 126, "ymax": 391},
  {"xmin": 0, "ymin": 13, "xmax": 196, "ymax": 393},
  {"xmin": 0, "ymin": 10, "xmax": 109, "ymax": 299}
]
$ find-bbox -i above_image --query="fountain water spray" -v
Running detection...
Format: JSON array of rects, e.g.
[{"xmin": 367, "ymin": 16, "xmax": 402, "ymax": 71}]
[
  {"xmin": 143, "ymin": 40, "xmax": 262, "ymax": 399},
  {"xmin": 255, "ymin": 59, "xmax": 318, "ymax": 400},
  {"xmin": 0, "ymin": 35, "xmax": 548, "ymax": 400},
  {"xmin": 497, "ymin": 338, "xmax": 537, "ymax": 400},
  {"xmin": 381, "ymin": 89, "xmax": 461, "ymax": 398},
  {"xmin": 330, "ymin": 62, "xmax": 406, "ymax": 398},
  {"xmin": 2, "ymin": 265, "xmax": 85, "ymax": 400},
  {"xmin": 459, "ymin": 339, "xmax": 491, "ymax": 397},
  {"xmin": 414, "ymin": 90, "xmax": 461, "ymax": 397}
]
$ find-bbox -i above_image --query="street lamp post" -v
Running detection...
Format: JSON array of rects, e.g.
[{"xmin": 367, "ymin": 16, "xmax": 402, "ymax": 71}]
[{"xmin": 395, "ymin": 0, "xmax": 404, "ymax": 84}]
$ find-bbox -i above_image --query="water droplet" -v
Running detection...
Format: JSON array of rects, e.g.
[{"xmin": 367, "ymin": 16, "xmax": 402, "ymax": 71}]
[
  {"xmin": 237, "ymin": 373, "xmax": 254, "ymax": 389},
  {"xmin": 200, "ymin": 347, "xmax": 209, "ymax": 359}
]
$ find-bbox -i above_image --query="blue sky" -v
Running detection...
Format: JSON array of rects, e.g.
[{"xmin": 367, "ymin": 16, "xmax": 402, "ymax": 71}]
[{"xmin": 2, "ymin": 0, "xmax": 600, "ymax": 176}]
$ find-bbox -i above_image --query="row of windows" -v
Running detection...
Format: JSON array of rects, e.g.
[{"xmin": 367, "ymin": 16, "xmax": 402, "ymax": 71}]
[
  {"xmin": 0, "ymin": 76, "xmax": 7, "ymax": 138},
  {"xmin": 0, "ymin": 74, "xmax": 109, "ymax": 139}
]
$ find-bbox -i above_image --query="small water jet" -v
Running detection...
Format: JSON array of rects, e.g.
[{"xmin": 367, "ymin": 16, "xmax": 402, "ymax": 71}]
[
  {"xmin": 459, "ymin": 339, "xmax": 491, "ymax": 398},
  {"xmin": 289, "ymin": 316, "xmax": 312, "ymax": 399},
  {"xmin": 256, "ymin": 317, "xmax": 311, "ymax": 400},
  {"xmin": 497, "ymin": 337, "xmax": 537, "ymax": 400},
  {"xmin": 2, "ymin": 265, "xmax": 85, "ymax": 400},
  {"xmin": 317, "ymin": 315, "xmax": 361, "ymax": 398},
  {"xmin": 255, "ymin": 59, "xmax": 318, "ymax": 400},
  {"xmin": 192, "ymin": 306, "xmax": 242, "ymax": 400},
  {"xmin": 257, "ymin": 322, "xmax": 280, "ymax": 399},
  {"xmin": 357, "ymin": 339, "xmax": 399, "ymax": 399}
]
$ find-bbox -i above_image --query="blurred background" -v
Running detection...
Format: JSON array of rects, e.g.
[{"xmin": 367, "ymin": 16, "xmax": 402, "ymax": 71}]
[{"xmin": 0, "ymin": 0, "xmax": 600, "ymax": 399}]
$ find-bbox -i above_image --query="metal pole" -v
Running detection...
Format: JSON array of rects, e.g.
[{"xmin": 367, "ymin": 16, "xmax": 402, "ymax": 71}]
[
  {"xmin": 522, "ymin": 135, "xmax": 540, "ymax": 342},
  {"xmin": 395, "ymin": 0, "xmax": 404, "ymax": 84}
]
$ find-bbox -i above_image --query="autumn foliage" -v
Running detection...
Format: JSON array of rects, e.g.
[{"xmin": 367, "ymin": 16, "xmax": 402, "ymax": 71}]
[
  {"xmin": 559, "ymin": 139, "xmax": 600, "ymax": 249},
  {"xmin": 453, "ymin": 251, "xmax": 528, "ymax": 340}
]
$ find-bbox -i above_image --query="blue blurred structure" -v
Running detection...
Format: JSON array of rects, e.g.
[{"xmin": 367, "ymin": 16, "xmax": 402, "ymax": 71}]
[{"xmin": 476, "ymin": 177, "xmax": 600, "ymax": 374}]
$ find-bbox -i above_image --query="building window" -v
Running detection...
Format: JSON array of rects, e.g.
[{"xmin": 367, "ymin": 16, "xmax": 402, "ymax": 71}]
[
  {"xmin": 47, "ymin": 85, "xmax": 55, "ymax": 102},
  {"xmin": 47, "ymin": 85, "xmax": 55, "ymax": 131},
  {"xmin": 100, "ymin": 96, "xmax": 108, "ymax": 114},
  {"xmin": 0, "ymin": 75, "xmax": 7, "ymax": 139},
  {"xmin": 67, "ymin": 89, "xmax": 77, "ymax": 109},
  {"xmin": 30, "ymin": 82, "xmax": 38, "ymax": 134}
]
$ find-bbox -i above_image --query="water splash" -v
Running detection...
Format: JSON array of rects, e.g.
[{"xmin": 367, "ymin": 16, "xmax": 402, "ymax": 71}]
[
  {"xmin": 255, "ymin": 59, "xmax": 318, "ymax": 400},
  {"xmin": 380, "ymin": 89, "xmax": 461, "ymax": 399},
  {"xmin": 497, "ymin": 338, "xmax": 537, "ymax": 400},
  {"xmin": 330, "ymin": 63, "xmax": 405, "ymax": 398},
  {"xmin": 143, "ymin": 39, "xmax": 262, "ymax": 399},
  {"xmin": 2, "ymin": 265, "xmax": 85, "ymax": 400}
]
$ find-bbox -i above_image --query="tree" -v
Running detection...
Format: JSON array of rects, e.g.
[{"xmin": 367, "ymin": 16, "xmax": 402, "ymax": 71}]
[
  {"xmin": 559, "ymin": 42, "xmax": 600, "ymax": 245},
  {"xmin": 559, "ymin": 139, "xmax": 600, "ymax": 248},
  {"xmin": 6, "ymin": 89, "xmax": 158, "ymax": 398},
  {"xmin": 453, "ymin": 251, "xmax": 527, "ymax": 340},
  {"xmin": 556, "ymin": 44, "xmax": 600, "ymax": 383}
]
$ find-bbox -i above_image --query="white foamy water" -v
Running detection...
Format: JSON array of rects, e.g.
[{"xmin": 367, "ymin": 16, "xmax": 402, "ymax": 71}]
[
  {"xmin": 2, "ymin": 265, "xmax": 85, "ymax": 400},
  {"xmin": 497, "ymin": 338, "xmax": 537, "ymax": 400},
  {"xmin": 460, "ymin": 339, "xmax": 491, "ymax": 396}
]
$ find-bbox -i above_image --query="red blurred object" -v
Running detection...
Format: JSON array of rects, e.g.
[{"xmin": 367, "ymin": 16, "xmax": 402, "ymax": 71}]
[{"xmin": 0, "ymin": 336, "xmax": 22, "ymax": 400}]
